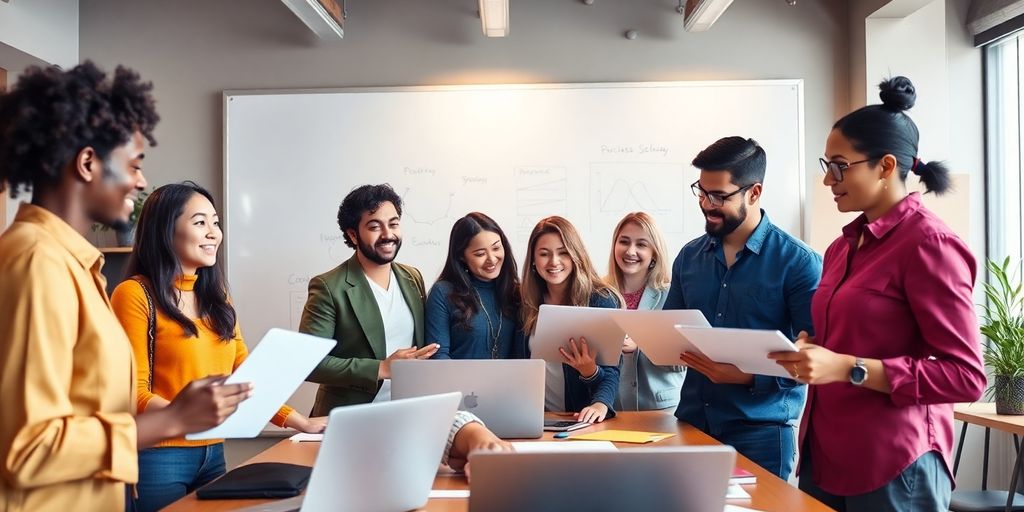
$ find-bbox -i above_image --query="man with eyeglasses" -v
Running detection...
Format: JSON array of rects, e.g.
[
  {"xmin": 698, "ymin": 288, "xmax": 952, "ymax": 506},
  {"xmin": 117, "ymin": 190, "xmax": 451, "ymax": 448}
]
[{"xmin": 664, "ymin": 136, "xmax": 822, "ymax": 480}]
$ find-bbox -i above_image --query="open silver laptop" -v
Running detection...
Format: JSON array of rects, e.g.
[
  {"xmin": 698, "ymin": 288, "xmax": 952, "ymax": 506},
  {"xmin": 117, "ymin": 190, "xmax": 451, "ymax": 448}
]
[
  {"xmin": 241, "ymin": 392, "xmax": 461, "ymax": 512},
  {"xmin": 391, "ymin": 359, "xmax": 545, "ymax": 439},
  {"xmin": 468, "ymin": 446, "xmax": 737, "ymax": 512}
]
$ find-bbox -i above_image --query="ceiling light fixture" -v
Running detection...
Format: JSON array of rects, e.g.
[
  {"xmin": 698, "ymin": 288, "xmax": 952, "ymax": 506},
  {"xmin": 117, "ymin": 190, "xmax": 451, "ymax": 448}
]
[
  {"xmin": 479, "ymin": 0, "xmax": 509, "ymax": 37},
  {"xmin": 681, "ymin": 0, "xmax": 735, "ymax": 32},
  {"xmin": 280, "ymin": 0, "xmax": 344, "ymax": 39}
]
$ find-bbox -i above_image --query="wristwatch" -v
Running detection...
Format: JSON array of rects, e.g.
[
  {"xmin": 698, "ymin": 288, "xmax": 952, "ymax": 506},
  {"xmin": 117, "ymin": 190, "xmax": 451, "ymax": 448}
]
[{"xmin": 850, "ymin": 358, "xmax": 868, "ymax": 386}]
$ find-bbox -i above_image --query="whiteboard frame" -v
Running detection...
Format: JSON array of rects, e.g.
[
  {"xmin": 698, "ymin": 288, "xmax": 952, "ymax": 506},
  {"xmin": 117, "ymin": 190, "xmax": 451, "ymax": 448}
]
[{"xmin": 223, "ymin": 79, "xmax": 808, "ymax": 279}]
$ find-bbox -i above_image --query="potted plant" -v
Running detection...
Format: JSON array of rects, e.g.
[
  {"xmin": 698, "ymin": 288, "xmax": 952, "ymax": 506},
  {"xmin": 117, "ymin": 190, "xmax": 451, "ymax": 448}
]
[
  {"xmin": 981, "ymin": 257, "xmax": 1024, "ymax": 415},
  {"xmin": 92, "ymin": 189, "xmax": 149, "ymax": 247}
]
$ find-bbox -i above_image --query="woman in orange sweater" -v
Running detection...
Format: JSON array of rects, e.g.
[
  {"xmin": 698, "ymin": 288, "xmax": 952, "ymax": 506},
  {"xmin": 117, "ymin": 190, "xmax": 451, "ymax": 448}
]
[{"xmin": 111, "ymin": 182, "xmax": 326, "ymax": 512}]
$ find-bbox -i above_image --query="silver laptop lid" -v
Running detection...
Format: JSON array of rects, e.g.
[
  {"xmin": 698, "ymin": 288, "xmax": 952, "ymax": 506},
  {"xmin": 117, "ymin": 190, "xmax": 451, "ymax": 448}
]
[
  {"xmin": 300, "ymin": 392, "xmax": 461, "ymax": 512},
  {"xmin": 391, "ymin": 359, "xmax": 545, "ymax": 439},
  {"xmin": 468, "ymin": 446, "xmax": 736, "ymax": 512}
]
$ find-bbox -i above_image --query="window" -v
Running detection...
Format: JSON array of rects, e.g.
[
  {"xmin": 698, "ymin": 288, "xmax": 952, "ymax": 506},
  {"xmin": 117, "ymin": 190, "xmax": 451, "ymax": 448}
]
[{"xmin": 986, "ymin": 34, "xmax": 1024, "ymax": 264}]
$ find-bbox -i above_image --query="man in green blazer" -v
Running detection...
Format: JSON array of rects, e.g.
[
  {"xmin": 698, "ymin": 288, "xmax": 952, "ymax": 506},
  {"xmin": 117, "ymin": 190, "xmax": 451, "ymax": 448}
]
[{"xmin": 300, "ymin": 184, "xmax": 439, "ymax": 415}]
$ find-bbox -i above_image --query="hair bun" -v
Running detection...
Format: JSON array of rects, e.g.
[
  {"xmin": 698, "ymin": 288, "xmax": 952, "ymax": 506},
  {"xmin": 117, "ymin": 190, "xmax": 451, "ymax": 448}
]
[{"xmin": 878, "ymin": 76, "xmax": 916, "ymax": 112}]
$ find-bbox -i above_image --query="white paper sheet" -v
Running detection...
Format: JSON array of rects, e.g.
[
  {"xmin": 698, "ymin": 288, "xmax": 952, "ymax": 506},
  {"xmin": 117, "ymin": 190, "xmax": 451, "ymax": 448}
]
[
  {"xmin": 607, "ymin": 309, "xmax": 711, "ymax": 365},
  {"xmin": 186, "ymin": 329, "xmax": 336, "ymax": 440},
  {"xmin": 724, "ymin": 505, "xmax": 762, "ymax": 511},
  {"xmin": 288, "ymin": 432, "xmax": 323, "ymax": 442},
  {"xmin": 674, "ymin": 326, "xmax": 797, "ymax": 379},
  {"xmin": 429, "ymin": 489, "xmax": 471, "ymax": 498},
  {"xmin": 531, "ymin": 305, "xmax": 626, "ymax": 365},
  {"xmin": 726, "ymin": 485, "xmax": 752, "ymax": 499},
  {"xmin": 510, "ymin": 441, "xmax": 618, "ymax": 453}
]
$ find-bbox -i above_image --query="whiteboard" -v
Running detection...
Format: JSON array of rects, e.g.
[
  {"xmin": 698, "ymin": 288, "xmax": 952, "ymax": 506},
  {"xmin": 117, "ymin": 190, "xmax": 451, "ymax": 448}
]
[{"xmin": 224, "ymin": 80, "xmax": 805, "ymax": 422}]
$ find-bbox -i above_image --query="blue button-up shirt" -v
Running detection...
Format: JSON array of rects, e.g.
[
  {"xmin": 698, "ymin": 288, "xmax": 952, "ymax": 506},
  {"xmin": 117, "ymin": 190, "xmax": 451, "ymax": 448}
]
[{"xmin": 664, "ymin": 211, "xmax": 821, "ymax": 435}]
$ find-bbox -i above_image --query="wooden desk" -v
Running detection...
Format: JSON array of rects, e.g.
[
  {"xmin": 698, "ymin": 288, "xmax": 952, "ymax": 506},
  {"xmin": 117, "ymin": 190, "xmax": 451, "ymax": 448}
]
[
  {"xmin": 955, "ymin": 403, "xmax": 1024, "ymax": 436},
  {"xmin": 953, "ymin": 403, "xmax": 1024, "ymax": 512},
  {"xmin": 167, "ymin": 411, "xmax": 831, "ymax": 512}
]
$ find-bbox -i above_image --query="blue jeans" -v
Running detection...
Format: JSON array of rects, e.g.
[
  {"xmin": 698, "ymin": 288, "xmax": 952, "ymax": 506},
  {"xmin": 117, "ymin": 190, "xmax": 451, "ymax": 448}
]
[
  {"xmin": 132, "ymin": 444, "xmax": 226, "ymax": 512},
  {"xmin": 799, "ymin": 448, "xmax": 951, "ymax": 512},
  {"xmin": 715, "ymin": 421, "xmax": 796, "ymax": 480}
]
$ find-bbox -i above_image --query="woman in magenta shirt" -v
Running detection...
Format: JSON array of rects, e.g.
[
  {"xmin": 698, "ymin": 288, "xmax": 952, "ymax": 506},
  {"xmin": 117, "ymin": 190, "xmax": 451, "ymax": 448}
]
[{"xmin": 770, "ymin": 76, "xmax": 986, "ymax": 511}]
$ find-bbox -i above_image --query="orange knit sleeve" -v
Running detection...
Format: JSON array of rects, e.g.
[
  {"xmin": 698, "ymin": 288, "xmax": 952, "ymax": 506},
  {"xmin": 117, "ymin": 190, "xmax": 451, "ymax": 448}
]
[{"xmin": 110, "ymin": 278, "xmax": 159, "ymax": 412}]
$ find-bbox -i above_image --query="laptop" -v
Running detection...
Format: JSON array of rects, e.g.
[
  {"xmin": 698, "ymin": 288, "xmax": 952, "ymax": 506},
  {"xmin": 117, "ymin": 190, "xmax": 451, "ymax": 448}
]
[
  {"xmin": 468, "ymin": 446, "xmax": 737, "ymax": 512},
  {"xmin": 241, "ymin": 392, "xmax": 462, "ymax": 512},
  {"xmin": 391, "ymin": 359, "xmax": 545, "ymax": 439}
]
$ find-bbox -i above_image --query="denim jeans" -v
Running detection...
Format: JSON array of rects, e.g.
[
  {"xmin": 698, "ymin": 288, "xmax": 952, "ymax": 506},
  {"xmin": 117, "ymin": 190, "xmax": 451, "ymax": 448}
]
[
  {"xmin": 132, "ymin": 443, "xmax": 226, "ymax": 512},
  {"xmin": 715, "ymin": 421, "xmax": 796, "ymax": 480},
  {"xmin": 799, "ymin": 448, "xmax": 951, "ymax": 512}
]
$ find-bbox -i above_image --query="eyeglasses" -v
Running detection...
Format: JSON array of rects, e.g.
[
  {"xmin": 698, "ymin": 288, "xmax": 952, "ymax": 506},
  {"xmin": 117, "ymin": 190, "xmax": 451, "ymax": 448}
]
[
  {"xmin": 819, "ymin": 158, "xmax": 871, "ymax": 183},
  {"xmin": 690, "ymin": 181, "xmax": 753, "ymax": 208}
]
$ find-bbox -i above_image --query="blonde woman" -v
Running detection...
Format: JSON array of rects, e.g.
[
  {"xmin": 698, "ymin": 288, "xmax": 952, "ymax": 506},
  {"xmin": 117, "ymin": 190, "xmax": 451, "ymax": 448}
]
[
  {"xmin": 606, "ymin": 212, "xmax": 684, "ymax": 410},
  {"xmin": 522, "ymin": 216, "xmax": 623, "ymax": 423}
]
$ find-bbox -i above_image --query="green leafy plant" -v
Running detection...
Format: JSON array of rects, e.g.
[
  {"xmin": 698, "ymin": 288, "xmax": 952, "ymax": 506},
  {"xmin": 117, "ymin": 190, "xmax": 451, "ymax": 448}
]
[
  {"xmin": 92, "ymin": 189, "xmax": 150, "ymax": 232},
  {"xmin": 981, "ymin": 257, "xmax": 1024, "ymax": 387}
]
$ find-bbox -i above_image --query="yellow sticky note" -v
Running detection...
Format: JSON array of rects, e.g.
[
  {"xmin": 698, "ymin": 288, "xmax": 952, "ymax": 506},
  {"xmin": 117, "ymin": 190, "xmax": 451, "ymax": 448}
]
[{"xmin": 569, "ymin": 430, "xmax": 677, "ymax": 444}]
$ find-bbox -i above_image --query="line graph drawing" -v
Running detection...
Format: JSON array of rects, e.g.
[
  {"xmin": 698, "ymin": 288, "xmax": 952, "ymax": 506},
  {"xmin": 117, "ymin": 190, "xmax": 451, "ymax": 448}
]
[
  {"xmin": 598, "ymin": 179, "xmax": 672, "ymax": 213},
  {"xmin": 589, "ymin": 162, "xmax": 685, "ymax": 235},
  {"xmin": 514, "ymin": 166, "xmax": 567, "ymax": 241},
  {"xmin": 403, "ymin": 188, "xmax": 455, "ymax": 226}
]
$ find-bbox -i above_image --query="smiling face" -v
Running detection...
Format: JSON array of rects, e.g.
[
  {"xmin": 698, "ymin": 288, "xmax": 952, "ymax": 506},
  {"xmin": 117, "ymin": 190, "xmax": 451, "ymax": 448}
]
[
  {"xmin": 347, "ymin": 201, "xmax": 402, "ymax": 265},
  {"xmin": 172, "ymin": 192, "xmax": 222, "ymax": 275},
  {"xmin": 823, "ymin": 128, "xmax": 888, "ymax": 213},
  {"xmin": 613, "ymin": 221, "xmax": 653, "ymax": 280},
  {"xmin": 83, "ymin": 131, "xmax": 148, "ymax": 230},
  {"xmin": 696, "ymin": 170, "xmax": 749, "ymax": 238},
  {"xmin": 532, "ymin": 232, "xmax": 574, "ymax": 288},
  {"xmin": 462, "ymin": 230, "xmax": 504, "ymax": 281}
]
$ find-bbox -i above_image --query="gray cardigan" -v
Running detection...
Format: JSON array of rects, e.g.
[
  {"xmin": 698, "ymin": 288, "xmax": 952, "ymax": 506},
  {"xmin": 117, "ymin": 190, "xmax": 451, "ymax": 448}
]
[{"xmin": 614, "ymin": 286, "xmax": 686, "ymax": 411}]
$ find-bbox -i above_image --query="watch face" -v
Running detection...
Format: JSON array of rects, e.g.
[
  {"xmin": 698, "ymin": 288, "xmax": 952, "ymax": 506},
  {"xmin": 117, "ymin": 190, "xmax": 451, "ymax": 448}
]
[{"xmin": 851, "ymin": 365, "xmax": 867, "ymax": 385}]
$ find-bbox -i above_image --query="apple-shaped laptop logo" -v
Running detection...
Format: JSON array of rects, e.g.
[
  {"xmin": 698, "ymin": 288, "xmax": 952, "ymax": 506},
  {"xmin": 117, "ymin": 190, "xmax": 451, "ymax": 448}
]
[{"xmin": 462, "ymin": 392, "xmax": 479, "ymax": 410}]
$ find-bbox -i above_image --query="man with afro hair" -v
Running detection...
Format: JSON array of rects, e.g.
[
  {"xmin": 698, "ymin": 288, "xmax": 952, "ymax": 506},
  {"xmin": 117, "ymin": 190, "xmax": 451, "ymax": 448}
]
[{"xmin": 0, "ymin": 61, "xmax": 251, "ymax": 511}]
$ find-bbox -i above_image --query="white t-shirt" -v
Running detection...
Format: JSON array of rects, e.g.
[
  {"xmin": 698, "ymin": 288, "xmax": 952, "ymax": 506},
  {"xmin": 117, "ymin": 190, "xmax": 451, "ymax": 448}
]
[
  {"xmin": 367, "ymin": 269, "xmax": 415, "ymax": 402},
  {"xmin": 545, "ymin": 361, "xmax": 567, "ymax": 412}
]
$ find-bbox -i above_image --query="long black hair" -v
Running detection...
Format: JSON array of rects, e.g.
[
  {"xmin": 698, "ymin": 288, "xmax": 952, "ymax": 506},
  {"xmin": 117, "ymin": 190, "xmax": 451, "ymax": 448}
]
[
  {"xmin": 126, "ymin": 181, "xmax": 236, "ymax": 340},
  {"xmin": 833, "ymin": 76, "xmax": 952, "ymax": 195},
  {"xmin": 437, "ymin": 212, "xmax": 521, "ymax": 329}
]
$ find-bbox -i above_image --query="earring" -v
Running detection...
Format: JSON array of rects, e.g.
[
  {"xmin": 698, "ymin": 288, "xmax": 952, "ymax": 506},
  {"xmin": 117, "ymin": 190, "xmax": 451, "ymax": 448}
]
[{"xmin": 648, "ymin": 260, "xmax": 656, "ymax": 270}]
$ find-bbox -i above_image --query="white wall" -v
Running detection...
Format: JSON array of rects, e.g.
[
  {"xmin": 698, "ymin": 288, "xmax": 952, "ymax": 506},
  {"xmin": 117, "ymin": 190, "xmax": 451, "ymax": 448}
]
[
  {"xmin": 812, "ymin": 0, "xmax": 984, "ymax": 258},
  {"xmin": 76, "ymin": 0, "xmax": 848, "ymax": 213},
  {"xmin": 0, "ymin": 0, "xmax": 78, "ymax": 68},
  {"xmin": 71, "ymin": 0, "xmax": 997, "ymax": 486}
]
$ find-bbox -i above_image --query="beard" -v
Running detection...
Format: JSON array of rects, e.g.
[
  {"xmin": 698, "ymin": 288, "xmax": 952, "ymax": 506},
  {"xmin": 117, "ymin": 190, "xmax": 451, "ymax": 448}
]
[
  {"xmin": 356, "ymin": 233, "xmax": 402, "ymax": 265},
  {"xmin": 109, "ymin": 218, "xmax": 132, "ymax": 233},
  {"xmin": 703, "ymin": 201, "xmax": 747, "ymax": 238}
]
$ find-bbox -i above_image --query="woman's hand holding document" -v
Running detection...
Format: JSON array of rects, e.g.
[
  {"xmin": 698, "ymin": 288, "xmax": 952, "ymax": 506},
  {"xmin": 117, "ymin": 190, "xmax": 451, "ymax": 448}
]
[
  {"xmin": 767, "ymin": 331, "xmax": 863, "ymax": 385},
  {"xmin": 186, "ymin": 329, "xmax": 336, "ymax": 440}
]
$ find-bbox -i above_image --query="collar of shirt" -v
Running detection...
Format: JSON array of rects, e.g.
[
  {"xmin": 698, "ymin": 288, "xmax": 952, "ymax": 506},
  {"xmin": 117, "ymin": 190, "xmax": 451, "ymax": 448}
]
[
  {"xmin": 705, "ymin": 209, "xmax": 773, "ymax": 256},
  {"xmin": 841, "ymin": 192, "xmax": 923, "ymax": 246},
  {"xmin": 15, "ymin": 203, "xmax": 103, "ymax": 272}
]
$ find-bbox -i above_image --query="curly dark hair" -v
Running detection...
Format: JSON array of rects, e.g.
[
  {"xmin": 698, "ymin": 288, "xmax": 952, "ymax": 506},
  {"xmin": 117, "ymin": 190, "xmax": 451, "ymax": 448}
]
[
  {"xmin": 0, "ymin": 60, "xmax": 159, "ymax": 198},
  {"xmin": 336, "ymin": 184, "xmax": 403, "ymax": 249}
]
